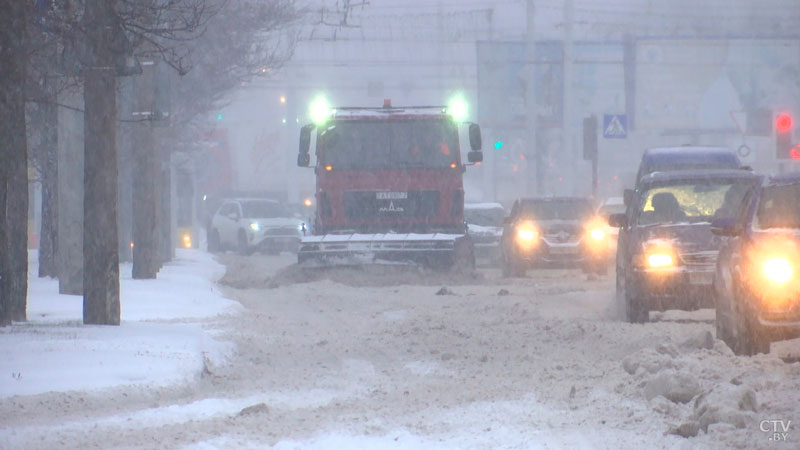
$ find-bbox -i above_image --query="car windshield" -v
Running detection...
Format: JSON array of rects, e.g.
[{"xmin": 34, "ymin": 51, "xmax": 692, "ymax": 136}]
[
  {"xmin": 318, "ymin": 119, "xmax": 459, "ymax": 169},
  {"xmin": 756, "ymin": 183, "xmax": 800, "ymax": 229},
  {"xmin": 240, "ymin": 200, "xmax": 286, "ymax": 219},
  {"xmin": 465, "ymin": 207, "xmax": 505, "ymax": 227},
  {"xmin": 637, "ymin": 180, "xmax": 752, "ymax": 226},
  {"xmin": 521, "ymin": 200, "xmax": 593, "ymax": 220}
]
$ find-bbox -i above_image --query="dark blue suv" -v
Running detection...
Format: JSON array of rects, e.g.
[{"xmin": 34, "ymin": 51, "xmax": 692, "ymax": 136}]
[
  {"xmin": 611, "ymin": 169, "xmax": 760, "ymax": 323},
  {"xmin": 712, "ymin": 173, "xmax": 800, "ymax": 355},
  {"xmin": 635, "ymin": 147, "xmax": 742, "ymax": 183}
]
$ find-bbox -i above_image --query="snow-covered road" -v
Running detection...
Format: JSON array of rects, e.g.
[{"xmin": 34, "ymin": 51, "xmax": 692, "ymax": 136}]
[{"xmin": 2, "ymin": 253, "xmax": 799, "ymax": 449}]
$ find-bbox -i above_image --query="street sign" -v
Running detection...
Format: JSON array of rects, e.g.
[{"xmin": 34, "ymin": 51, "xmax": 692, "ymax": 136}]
[{"xmin": 603, "ymin": 114, "xmax": 627, "ymax": 139}]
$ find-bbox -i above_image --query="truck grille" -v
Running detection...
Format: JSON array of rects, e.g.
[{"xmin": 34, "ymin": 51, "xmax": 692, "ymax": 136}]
[{"xmin": 343, "ymin": 190, "xmax": 440, "ymax": 220}]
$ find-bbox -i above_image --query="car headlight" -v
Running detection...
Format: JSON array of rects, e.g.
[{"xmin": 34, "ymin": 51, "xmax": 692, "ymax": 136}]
[
  {"xmin": 647, "ymin": 253, "xmax": 674, "ymax": 268},
  {"xmin": 249, "ymin": 222, "xmax": 260, "ymax": 231},
  {"xmin": 516, "ymin": 220, "xmax": 539, "ymax": 241},
  {"xmin": 517, "ymin": 228, "xmax": 538, "ymax": 241},
  {"xmin": 515, "ymin": 221, "xmax": 540, "ymax": 249},
  {"xmin": 590, "ymin": 228, "xmax": 605, "ymax": 241},
  {"xmin": 639, "ymin": 241, "xmax": 677, "ymax": 269},
  {"xmin": 763, "ymin": 257, "xmax": 793, "ymax": 284}
]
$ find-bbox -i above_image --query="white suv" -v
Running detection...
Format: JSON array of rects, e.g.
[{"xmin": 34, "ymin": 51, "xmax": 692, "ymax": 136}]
[{"xmin": 208, "ymin": 198, "xmax": 305, "ymax": 254}]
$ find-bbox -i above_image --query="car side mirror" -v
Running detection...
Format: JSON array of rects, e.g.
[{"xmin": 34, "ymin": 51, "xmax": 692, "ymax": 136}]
[
  {"xmin": 608, "ymin": 213, "xmax": 627, "ymax": 228},
  {"xmin": 623, "ymin": 189, "xmax": 635, "ymax": 207},
  {"xmin": 468, "ymin": 123, "xmax": 482, "ymax": 151},
  {"xmin": 710, "ymin": 217, "xmax": 741, "ymax": 237},
  {"xmin": 467, "ymin": 151, "xmax": 483, "ymax": 163}
]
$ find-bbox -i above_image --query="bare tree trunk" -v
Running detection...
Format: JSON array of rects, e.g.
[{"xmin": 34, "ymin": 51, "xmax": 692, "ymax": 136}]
[
  {"xmin": 38, "ymin": 94, "xmax": 58, "ymax": 278},
  {"xmin": 0, "ymin": 182, "xmax": 8, "ymax": 325},
  {"xmin": 117, "ymin": 78, "xmax": 133, "ymax": 263},
  {"xmin": 131, "ymin": 61, "xmax": 159, "ymax": 279},
  {"xmin": 0, "ymin": 0, "xmax": 29, "ymax": 324},
  {"xmin": 157, "ymin": 137, "xmax": 173, "ymax": 265},
  {"xmin": 131, "ymin": 120, "xmax": 159, "ymax": 278},
  {"xmin": 83, "ymin": 0, "xmax": 120, "ymax": 325},
  {"xmin": 8, "ymin": 131, "xmax": 28, "ymax": 321},
  {"xmin": 57, "ymin": 87, "xmax": 84, "ymax": 295}
]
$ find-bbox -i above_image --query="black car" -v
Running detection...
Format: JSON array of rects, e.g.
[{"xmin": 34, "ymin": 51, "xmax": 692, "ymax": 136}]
[
  {"xmin": 611, "ymin": 169, "xmax": 760, "ymax": 323},
  {"xmin": 712, "ymin": 173, "xmax": 800, "ymax": 355},
  {"xmin": 500, "ymin": 197, "xmax": 610, "ymax": 276},
  {"xmin": 624, "ymin": 146, "xmax": 746, "ymax": 209}
]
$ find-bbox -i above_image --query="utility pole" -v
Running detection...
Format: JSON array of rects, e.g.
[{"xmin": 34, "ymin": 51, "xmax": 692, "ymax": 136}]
[
  {"xmin": 525, "ymin": 0, "xmax": 539, "ymax": 195},
  {"xmin": 563, "ymin": 0, "xmax": 574, "ymax": 195}
]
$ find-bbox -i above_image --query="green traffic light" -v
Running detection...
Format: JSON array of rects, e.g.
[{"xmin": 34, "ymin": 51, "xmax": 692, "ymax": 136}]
[
  {"xmin": 216, "ymin": 114, "xmax": 223, "ymax": 120},
  {"xmin": 494, "ymin": 140, "xmax": 503, "ymax": 150}
]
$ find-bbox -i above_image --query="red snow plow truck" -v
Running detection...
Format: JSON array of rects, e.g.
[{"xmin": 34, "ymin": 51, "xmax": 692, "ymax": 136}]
[{"xmin": 296, "ymin": 98, "xmax": 483, "ymax": 268}]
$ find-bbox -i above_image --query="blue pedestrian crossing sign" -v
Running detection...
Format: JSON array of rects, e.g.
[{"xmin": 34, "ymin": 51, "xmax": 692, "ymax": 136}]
[{"xmin": 603, "ymin": 114, "xmax": 627, "ymax": 139}]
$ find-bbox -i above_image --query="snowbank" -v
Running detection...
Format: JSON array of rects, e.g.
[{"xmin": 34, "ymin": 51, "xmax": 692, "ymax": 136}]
[{"xmin": 0, "ymin": 249, "xmax": 239, "ymax": 398}]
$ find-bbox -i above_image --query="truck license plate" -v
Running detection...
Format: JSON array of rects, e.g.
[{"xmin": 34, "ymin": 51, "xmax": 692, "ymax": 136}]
[
  {"xmin": 689, "ymin": 272, "xmax": 713, "ymax": 285},
  {"xmin": 376, "ymin": 191, "xmax": 408, "ymax": 200}
]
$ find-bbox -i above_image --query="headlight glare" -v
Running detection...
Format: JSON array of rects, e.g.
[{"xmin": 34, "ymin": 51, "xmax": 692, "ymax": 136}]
[
  {"xmin": 249, "ymin": 222, "xmax": 260, "ymax": 231},
  {"xmin": 590, "ymin": 229, "xmax": 605, "ymax": 241},
  {"xmin": 647, "ymin": 253, "xmax": 674, "ymax": 268},
  {"xmin": 764, "ymin": 257, "xmax": 793, "ymax": 284},
  {"xmin": 517, "ymin": 228, "xmax": 538, "ymax": 241}
]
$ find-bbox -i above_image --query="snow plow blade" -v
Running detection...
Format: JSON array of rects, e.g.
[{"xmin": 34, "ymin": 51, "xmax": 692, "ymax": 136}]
[{"xmin": 297, "ymin": 233, "xmax": 473, "ymax": 268}]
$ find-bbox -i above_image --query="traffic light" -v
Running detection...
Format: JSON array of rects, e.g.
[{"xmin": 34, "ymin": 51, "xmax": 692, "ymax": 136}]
[
  {"xmin": 494, "ymin": 140, "xmax": 503, "ymax": 150},
  {"xmin": 775, "ymin": 113, "xmax": 793, "ymax": 160}
]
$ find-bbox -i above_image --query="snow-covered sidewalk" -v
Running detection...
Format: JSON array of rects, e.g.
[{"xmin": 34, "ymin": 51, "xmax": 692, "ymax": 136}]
[{"xmin": 0, "ymin": 249, "xmax": 240, "ymax": 398}]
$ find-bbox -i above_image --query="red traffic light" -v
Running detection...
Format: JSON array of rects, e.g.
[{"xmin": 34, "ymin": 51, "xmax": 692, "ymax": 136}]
[
  {"xmin": 776, "ymin": 113, "xmax": 793, "ymax": 133},
  {"xmin": 791, "ymin": 145, "xmax": 800, "ymax": 160}
]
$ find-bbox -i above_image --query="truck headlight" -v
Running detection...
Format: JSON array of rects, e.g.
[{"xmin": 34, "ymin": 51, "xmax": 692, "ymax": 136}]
[
  {"xmin": 590, "ymin": 228, "xmax": 605, "ymax": 241},
  {"xmin": 249, "ymin": 222, "xmax": 260, "ymax": 231},
  {"xmin": 764, "ymin": 257, "xmax": 793, "ymax": 284}
]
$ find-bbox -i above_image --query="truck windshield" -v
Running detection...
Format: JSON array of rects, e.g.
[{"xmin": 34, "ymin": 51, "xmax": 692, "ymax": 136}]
[
  {"xmin": 318, "ymin": 119, "xmax": 459, "ymax": 169},
  {"xmin": 637, "ymin": 180, "xmax": 752, "ymax": 226},
  {"xmin": 756, "ymin": 183, "xmax": 800, "ymax": 229}
]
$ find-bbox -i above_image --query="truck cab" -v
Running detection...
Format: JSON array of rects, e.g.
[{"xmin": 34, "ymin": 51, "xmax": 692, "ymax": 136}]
[{"xmin": 296, "ymin": 99, "xmax": 483, "ymax": 267}]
